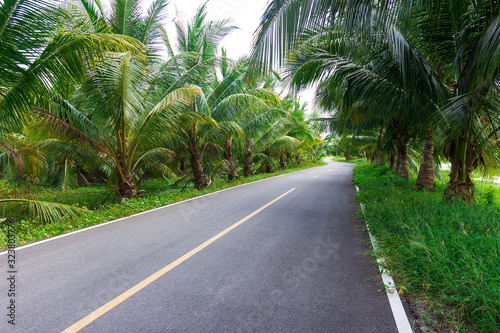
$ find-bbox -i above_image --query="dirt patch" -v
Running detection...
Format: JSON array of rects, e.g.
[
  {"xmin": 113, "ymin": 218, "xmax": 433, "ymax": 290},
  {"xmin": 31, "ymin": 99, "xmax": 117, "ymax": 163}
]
[{"xmin": 405, "ymin": 295, "xmax": 476, "ymax": 333}]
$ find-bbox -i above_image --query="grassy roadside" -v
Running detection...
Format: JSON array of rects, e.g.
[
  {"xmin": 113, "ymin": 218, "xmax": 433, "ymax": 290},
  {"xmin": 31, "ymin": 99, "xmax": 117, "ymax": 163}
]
[
  {"xmin": 330, "ymin": 156, "xmax": 365, "ymax": 163},
  {"xmin": 0, "ymin": 161, "xmax": 325, "ymax": 250},
  {"xmin": 353, "ymin": 163, "xmax": 500, "ymax": 332}
]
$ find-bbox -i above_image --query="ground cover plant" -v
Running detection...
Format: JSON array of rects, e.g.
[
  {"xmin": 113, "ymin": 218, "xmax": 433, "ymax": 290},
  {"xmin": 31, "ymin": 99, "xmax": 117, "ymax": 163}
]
[{"xmin": 353, "ymin": 164, "xmax": 500, "ymax": 332}]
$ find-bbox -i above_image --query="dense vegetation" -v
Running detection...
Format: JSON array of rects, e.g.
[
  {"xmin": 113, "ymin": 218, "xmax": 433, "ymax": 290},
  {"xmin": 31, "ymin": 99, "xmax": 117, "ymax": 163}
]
[
  {"xmin": 0, "ymin": 0, "xmax": 324, "ymax": 224},
  {"xmin": 251, "ymin": 0, "xmax": 500, "ymax": 201},
  {"xmin": 353, "ymin": 163, "xmax": 500, "ymax": 332}
]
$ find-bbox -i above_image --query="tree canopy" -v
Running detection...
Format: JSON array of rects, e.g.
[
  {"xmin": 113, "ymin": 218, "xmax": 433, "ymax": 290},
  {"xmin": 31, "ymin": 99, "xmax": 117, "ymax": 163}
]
[
  {"xmin": 251, "ymin": 0, "xmax": 500, "ymax": 201},
  {"xmin": 0, "ymin": 0, "xmax": 323, "ymax": 222}
]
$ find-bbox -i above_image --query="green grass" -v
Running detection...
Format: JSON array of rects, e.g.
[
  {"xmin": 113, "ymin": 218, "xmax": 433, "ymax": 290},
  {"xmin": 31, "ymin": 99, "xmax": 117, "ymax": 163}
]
[
  {"xmin": 0, "ymin": 161, "xmax": 325, "ymax": 250},
  {"xmin": 331, "ymin": 156, "xmax": 369, "ymax": 165},
  {"xmin": 439, "ymin": 168, "xmax": 500, "ymax": 183},
  {"xmin": 330, "ymin": 155, "xmax": 348, "ymax": 162},
  {"xmin": 353, "ymin": 164, "xmax": 500, "ymax": 332}
]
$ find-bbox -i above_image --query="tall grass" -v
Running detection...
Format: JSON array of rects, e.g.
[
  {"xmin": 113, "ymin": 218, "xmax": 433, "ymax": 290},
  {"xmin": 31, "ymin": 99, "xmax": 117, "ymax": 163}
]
[{"xmin": 353, "ymin": 165, "xmax": 500, "ymax": 332}]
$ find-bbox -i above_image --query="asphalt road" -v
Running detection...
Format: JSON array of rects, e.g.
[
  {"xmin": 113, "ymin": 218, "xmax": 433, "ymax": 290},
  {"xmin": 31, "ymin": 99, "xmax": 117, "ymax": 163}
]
[{"xmin": 1, "ymin": 160, "xmax": 400, "ymax": 332}]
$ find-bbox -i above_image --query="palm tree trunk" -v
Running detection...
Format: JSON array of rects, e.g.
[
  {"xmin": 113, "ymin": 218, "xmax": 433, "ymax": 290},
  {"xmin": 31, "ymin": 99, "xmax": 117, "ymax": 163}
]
[
  {"xmin": 414, "ymin": 128, "xmax": 435, "ymax": 192},
  {"xmin": 389, "ymin": 152, "xmax": 396, "ymax": 172},
  {"xmin": 295, "ymin": 154, "xmax": 301, "ymax": 164},
  {"xmin": 444, "ymin": 137, "xmax": 479, "ymax": 202},
  {"xmin": 374, "ymin": 125, "xmax": 384, "ymax": 164},
  {"xmin": 396, "ymin": 135, "xmax": 410, "ymax": 179},
  {"xmin": 179, "ymin": 158, "xmax": 186, "ymax": 173},
  {"xmin": 189, "ymin": 128, "xmax": 208, "ymax": 190},
  {"xmin": 279, "ymin": 153, "xmax": 286, "ymax": 169},
  {"xmin": 223, "ymin": 138, "xmax": 238, "ymax": 181},
  {"xmin": 2, "ymin": 144, "xmax": 25, "ymax": 178},
  {"xmin": 115, "ymin": 143, "xmax": 136, "ymax": 198},
  {"xmin": 117, "ymin": 173, "xmax": 136, "ymax": 198},
  {"xmin": 15, "ymin": 155, "xmax": 26, "ymax": 179},
  {"xmin": 374, "ymin": 153, "xmax": 384, "ymax": 164},
  {"xmin": 76, "ymin": 168, "xmax": 91, "ymax": 187},
  {"xmin": 344, "ymin": 149, "xmax": 350, "ymax": 161},
  {"xmin": 243, "ymin": 139, "xmax": 253, "ymax": 177},
  {"xmin": 191, "ymin": 151, "xmax": 208, "ymax": 190},
  {"xmin": 262, "ymin": 148, "xmax": 273, "ymax": 173}
]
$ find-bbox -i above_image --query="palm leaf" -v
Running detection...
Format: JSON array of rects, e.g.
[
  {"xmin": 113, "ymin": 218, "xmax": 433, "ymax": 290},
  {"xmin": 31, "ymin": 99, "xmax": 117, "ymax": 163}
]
[
  {"xmin": 0, "ymin": 199, "xmax": 88, "ymax": 223},
  {"xmin": 133, "ymin": 147, "xmax": 175, "ymax": 173},
  {"xmin": 59, "ymin": 159, "xmax": 79, "ymax": 192},
  {"xmin": 138, "ymin": 0, "xmax": 169, "ymax": 50}
]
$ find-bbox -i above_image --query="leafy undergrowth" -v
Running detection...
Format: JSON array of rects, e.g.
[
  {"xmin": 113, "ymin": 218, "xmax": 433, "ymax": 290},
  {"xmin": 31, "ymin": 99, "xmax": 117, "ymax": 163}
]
[
  {"xmin": 353, "ymin": 164, "xmax": 500, "ymax": 332},
  {"xmin": 0, "ymin": 161, "xmax": 325, "ymax": 250}
]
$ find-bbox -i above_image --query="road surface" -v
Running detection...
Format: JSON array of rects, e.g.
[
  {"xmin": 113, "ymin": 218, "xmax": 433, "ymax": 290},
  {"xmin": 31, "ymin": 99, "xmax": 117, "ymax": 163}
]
[{"xmin": 1, "ymin": 160, "xmax": 403, "ymax": 332}]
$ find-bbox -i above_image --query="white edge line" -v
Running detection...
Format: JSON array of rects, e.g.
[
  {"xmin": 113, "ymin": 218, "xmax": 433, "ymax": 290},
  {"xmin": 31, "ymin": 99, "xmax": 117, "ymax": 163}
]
[
  {"xmin": 355, "ymin": 185, "xmax": 413, "ymax": 333},
  {"xmin": 0, "ymin": 165, "xmax": 322, "ymax": 255}
]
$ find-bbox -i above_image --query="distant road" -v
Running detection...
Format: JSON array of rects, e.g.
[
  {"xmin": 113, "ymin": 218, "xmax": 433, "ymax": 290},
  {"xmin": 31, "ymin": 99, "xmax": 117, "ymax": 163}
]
[{"xmin": 1, "ymin": 160, "xmax": 401, "ymax": 332}]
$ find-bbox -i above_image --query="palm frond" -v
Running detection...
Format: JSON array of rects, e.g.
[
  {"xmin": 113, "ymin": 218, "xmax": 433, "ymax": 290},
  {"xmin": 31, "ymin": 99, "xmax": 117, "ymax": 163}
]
[
  {"xmin": 138, "ymin": 0, "xmax": 169, "ymax": 50},
  {"xmin": 133, "ymin": 147, "xmax": 175, "ymax": 173},
  {"xmin": 59, "ymin": 159, "xmax": 79, "ymax": 192},
  {"xmin": 0, "ymin": 199, "xmax": 88, "ymax": 223}
]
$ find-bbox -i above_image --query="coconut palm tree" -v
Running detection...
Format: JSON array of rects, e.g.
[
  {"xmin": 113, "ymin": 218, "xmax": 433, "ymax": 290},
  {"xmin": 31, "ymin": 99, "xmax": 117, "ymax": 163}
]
[
  {"xmin": 167, "ymin": 62, "xmax": 281, "ymax": 187},
  {"xmin": 208, "ymin": 57, "xmax": 288, "ymax": 180},
  {"xmin": 285, "ymin": 30, "xmax": 440, "ymax": 180},
  {"xmin": 35, "ymin": 52, "xmax": 198, "ymax": 198},
  {"xmin": 0, "ymin": 132, "xmax": 47, "ymax": 182},
  {"xmin": 155, "ymin": 4, "xmax": 238, "ymax": 189},
  {"xmin": 403, "ymin": 2, "xmax": 500, "ymax": 201},
  {"xmin": 0, "ymin": 0, "xmax": 145, "ymax": 221},
  {"xmin": 237, "ymin": 102, "xmax": 284, "ymax": 176},
  {"xmin": 245, "ymin": 94, "xmax": 318, "ymax": 172},
  {"xmin": 278, "ymin": 98, "xmax": 323, "ymax": 166},
  {"xmin": 66, "ymin": 0, "xmax": 169, "ymax": 52},
  {"xmin": 0, "ymin": 0, "xmax": 143, "ymax": 134},
  {"xmin": 252, "ymin": 0, "xmax": 500, "ymax": 201}
]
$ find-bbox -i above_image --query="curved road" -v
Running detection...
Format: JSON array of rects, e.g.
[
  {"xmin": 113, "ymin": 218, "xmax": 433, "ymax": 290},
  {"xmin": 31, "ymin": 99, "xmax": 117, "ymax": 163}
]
[{"xmin": 1, "ymin": 160, "xmax": 402, "ymax": 332}]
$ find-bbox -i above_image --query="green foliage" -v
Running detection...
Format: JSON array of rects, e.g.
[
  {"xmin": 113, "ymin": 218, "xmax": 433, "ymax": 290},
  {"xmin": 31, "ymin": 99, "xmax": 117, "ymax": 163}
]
[
  {"xmin": 0, "ymin": 0, "xmax": 145, "ymax": 133},
  {"xmin": 0, "ymin": 199, "xmax": 88, "ymax": 223},
  {"xmin": 353, "ymin": 164, "xmax": 500, "ymax": 332},
  {"xmin": 331, "ymin": 156, "xmax": 369, "ymax": 166},
  {"xmin": 252, "ymin": 0, "xmax": 500, "ymax": 200}
]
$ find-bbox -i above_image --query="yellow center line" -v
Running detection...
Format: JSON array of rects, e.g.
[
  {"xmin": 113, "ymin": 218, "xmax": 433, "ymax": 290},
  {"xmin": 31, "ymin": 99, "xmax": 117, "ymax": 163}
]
[{"xmin": 62, "ymin": 188, "xmax": 296, "ymax": 333}]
